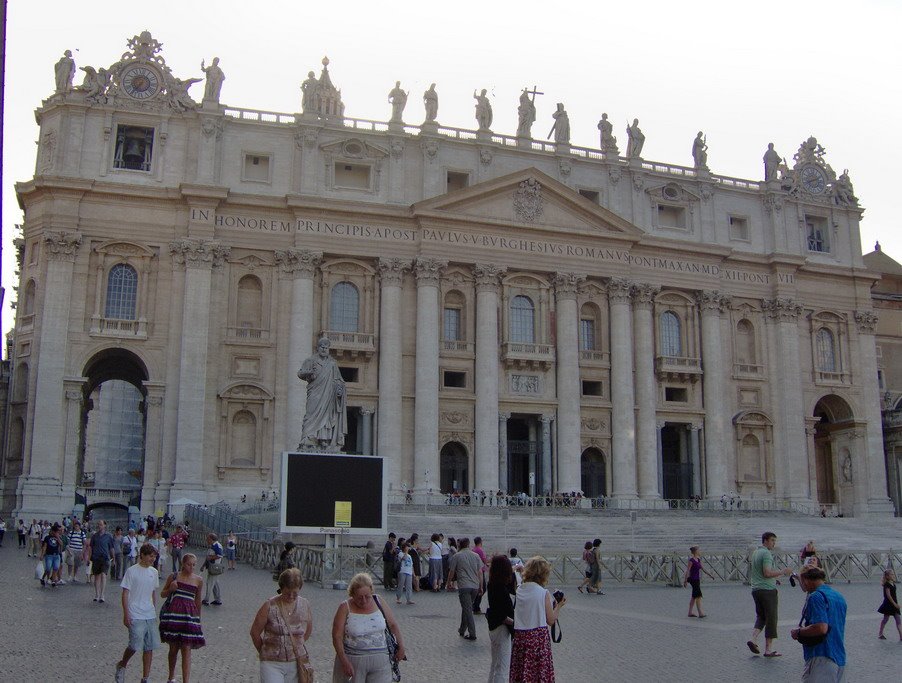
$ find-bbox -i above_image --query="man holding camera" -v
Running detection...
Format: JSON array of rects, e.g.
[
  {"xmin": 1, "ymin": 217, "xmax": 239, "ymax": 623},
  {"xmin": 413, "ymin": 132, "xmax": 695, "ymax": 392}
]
[{"xmin": 791, "ymin": 567, "xmax": 846, "ymax": 682}]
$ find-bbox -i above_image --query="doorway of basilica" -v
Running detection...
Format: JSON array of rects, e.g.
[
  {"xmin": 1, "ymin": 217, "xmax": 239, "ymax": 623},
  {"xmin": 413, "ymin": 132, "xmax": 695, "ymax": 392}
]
[
  {"xmin": 580, "ymin": 447, "xmax": 607, "ymax": 497},
  {"xmin": 661, "ymin": 424, "xmax": 692, "ymax": 499},
  {"xmin": 440, "ymin": 441, "xmax": 469, "ymax": 493}
]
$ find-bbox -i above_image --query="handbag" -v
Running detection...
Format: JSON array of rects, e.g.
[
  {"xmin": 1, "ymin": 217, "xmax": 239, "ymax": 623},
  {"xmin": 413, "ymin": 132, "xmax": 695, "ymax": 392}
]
[
  {"xmin": 34, "ymin": 560, "xmax": 44, "ymax": 581},
  {"xmin": 374, "ymin": 595, "xmax": 402, "ymax": 682},
  {"xmin": 207, "ymin": 560, "xmax": 224, "ymax": 576},
  {"xmin": 797, "ymin": 589, "xmax": 830, "ymax": 647}
]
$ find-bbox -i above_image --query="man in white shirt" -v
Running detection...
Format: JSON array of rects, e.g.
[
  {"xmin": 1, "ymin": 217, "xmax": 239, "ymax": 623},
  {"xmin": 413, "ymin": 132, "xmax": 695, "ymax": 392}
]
[{"xmin": 115, "ymin": 543, "xmax": 160, "ymax": 683}]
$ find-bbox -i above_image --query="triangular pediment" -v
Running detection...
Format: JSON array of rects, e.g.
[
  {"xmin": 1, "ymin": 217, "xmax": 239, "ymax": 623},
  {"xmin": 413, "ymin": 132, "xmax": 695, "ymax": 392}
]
[{"xmin": 413, "ymin": 168, "xmax": 644, "ymax": 238}]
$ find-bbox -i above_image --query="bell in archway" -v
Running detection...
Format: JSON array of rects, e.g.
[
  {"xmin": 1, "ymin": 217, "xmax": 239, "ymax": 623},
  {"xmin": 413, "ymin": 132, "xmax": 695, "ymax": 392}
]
[{"xmin": 123, "ymin": 138, "xmax": 144, "ymax": 165}]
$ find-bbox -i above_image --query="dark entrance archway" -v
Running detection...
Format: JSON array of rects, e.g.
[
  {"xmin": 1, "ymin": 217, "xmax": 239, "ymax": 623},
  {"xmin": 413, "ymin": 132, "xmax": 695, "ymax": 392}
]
[
  {"xmin": 662, "ymin": 424, "xmax": 692, "ymax": 499},
  {"xmin": 580, "ymin": 447, "xmax": 607, "ymax": 497},
  {"xmin": 813, "ymin": 394, "xmax": 855, "ymax": 511},
  {"xmin": 440, "ymin": 441, "xmax": 468, "ymax": 493}
]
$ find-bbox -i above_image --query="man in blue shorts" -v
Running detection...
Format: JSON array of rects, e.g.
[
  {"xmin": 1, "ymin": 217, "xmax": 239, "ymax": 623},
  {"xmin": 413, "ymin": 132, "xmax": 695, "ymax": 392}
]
[{"xmin": 115, "ymin": 543, "xmax": 160, "ymax": 683}]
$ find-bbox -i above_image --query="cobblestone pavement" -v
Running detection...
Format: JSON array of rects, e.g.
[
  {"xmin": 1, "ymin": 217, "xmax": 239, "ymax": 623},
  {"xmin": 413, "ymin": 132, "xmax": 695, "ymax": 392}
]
[{"xmin": 0, "ymin": 543, "xmax": 897, "ymax": 682}]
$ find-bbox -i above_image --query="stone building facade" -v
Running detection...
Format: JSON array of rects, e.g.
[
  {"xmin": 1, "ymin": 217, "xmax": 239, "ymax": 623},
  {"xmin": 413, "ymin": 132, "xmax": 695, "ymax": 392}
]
[{"xmin": 1, "ymin": 33, "xmax": 895, "ymax": 519}]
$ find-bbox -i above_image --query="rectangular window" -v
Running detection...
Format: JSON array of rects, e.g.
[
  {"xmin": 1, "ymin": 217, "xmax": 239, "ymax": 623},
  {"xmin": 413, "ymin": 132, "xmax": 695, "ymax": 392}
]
[
  {"xmin": 334, "ymin": 163, "xmax": 372, "ymax": 190},
  {"xmin": 578, "ymin": 189, "xmax": 599, "ymax": 204},
  {"xmin": 446, "ymin": 171, "xmax": 469, "ymax": 193},
  {"xmin": 443, "ymin": 371, "xmax": 466, "ymax": 388},
  {"xmin": 580, "ymin": 319, "xmax": 596, "ymax": 351},
  {"xmin": 657, "ymin": 204, "xmax": 686, "ymax": 229},
  {"xmin": 877, "ymin": 369, "xmax": 885, "ymax": 390},
  {"xmin": 729, "ymin": 215, "xmax": 749, "ymax": 241},
  {"xmin": 581, "ymin": 380, "xmax": 603, "ymax": 396},
  {"xmin": 443, "ymin": 308, "xmax": 461, "ymax": 342},
  {"xmin": 806, "ymin": 215, "xmax": 829, "ymax": 252},
  {"xmin": 339, "ymin": 367, "xmax": 359, "ymax": 383},
  {"xmin": 242, "ymin": 153, "xmax": 272, "ymax": 183},
  {"xmin": 665, "ymin": 386, "xmax": 688, "ymax": 402},
  {"xmin": 113, "ymin": 125, "xmax": 154, "ymax": 172}
]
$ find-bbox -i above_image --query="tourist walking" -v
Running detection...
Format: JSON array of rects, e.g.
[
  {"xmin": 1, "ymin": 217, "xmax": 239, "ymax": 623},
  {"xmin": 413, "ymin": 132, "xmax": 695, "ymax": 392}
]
[
  {"xmin": 381, "ymin": 532, "xmax": 397, "ymax": 590},
  {"xmin": 877, "ymin": 569, "xmax": 902, "ymax": 641},
  {"xmin": 331, "ymin": 572, "xmax": 405, "ymax": 682},
  {"xmin": 167, "ymin": 524, "xmax": 188, "ymax": 574},
  {"xmin": 17, "ymin": 519, "xmax": 26, "ymax": 549},
  {"xmin": 112, "ymin": 526, "xmax": 125, "ymax": 580},
  {"xmin": 577, "ymin": 541, "xmax": 593, "ymax": 594},
  {"xmin": 115, "ymin": 543, "xmax": 161, "ymax": 683},
  {"xmin": 408, "ymin": 533, "xmax": 423, "ymax": 592},
  {"xmin": 509, "ymin": 548, "xmax": 524, "ymax": 586},
  {"xmin": 0, "ymin": 516, "xmax": 6, "ymax": 547},
  {"xmin": 682, "ymin": 546, "xmax": 716, "ymax": 617},
  {"xmin": 88, "ymin": 519, "xmax": 116, "ymax": 602},
  {"xmin": 66, "ymin": 520, "xmax": 87, "ymax": 583},
  {"xmin": 790, "ymin": 566, "xmax": 847, "ymax": 680},
  {"xmin": 472, "ymin": 536, "xmax": 488, "ymax": 612},
  {"xmin": 395, "ymin": 541, "xmax": 415, "ymax": 605},
  {"xmin": 28, "ymin": 519, "xmax": 41, "ymax": 557},
  {"xmin": 273, "ymin": 542, "xmax": 297, "ymax": 592},
  {"xmin": 447, "ymin": 537, "xmax": 483, "ymax": 640},
  {"xmin": 589, "ymin": 538, "xmax": 604, "ymax": 594},
  {"xmin": 201, "ymin": 533, "xmax": 224, "ymax": 606},
  {"xmin": 159, "ymin": 553, "xmax": 205, "ymax": 683},
  {"xmin": 427, "ymin": 533, "xmax": 443, "ymax": 591},
  {"xmin": 123, "ymin": 528, "xmax": 139, "ymax": 573},
  {"xmin": 250, "ymin": 567, "xmax": 314, "ymax": 682},
  {"xmin": 39, "ymin": 523, "xmax": 64, "ymax": 587},
  {"xmin": 226, "ymin": 531, "xmax": 238, "ymax": 570},
  {"xmin": 486, "ymin": 555, "xmax": 516, "ymax": 683},
  {"xmin": 747, "ymin": 531, "xmax": 793, "ymax": 657},
  {"xmin": 510, "ymin": 556, "xmax": 565, "ymax": 682}
]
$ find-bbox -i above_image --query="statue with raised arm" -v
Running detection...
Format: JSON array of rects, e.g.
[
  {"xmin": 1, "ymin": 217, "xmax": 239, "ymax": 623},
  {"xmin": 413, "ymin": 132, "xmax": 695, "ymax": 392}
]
[
  {"xmin": 474, "ymin": 89, "xmax": 493, "ymax": 130},
  {"xmin": 54, "ymin": 50, "xmax": 76, "ymax": 93},
  {"xmin": 626, "ymin": 118, "xmax": 645, "ymax": 158},
  {"xmin": 200, "ymin": 57, "xmax": 225, "ymax": 102},
  {"xmin": 763, "ymin": 142, "xmax": 781, "ymax": 181},
  {"xmin": 388, "ymin": 81, "xmax": 408, "ymax": 123},
  {"xmin": 832, "ymin": 169, "xmax": 858, "ymax": 206},
  {"xmin": 423, "ymin": 83, "xmax": 438, "ymax": 122},
  {"xmin": 301, "ymin": 70, "xmax": 318, "ymax": 113},
  {"xmin": 166, "ymin": 75, "xmax": 202, "ymax": 112},
  {"xmin": 597, "ymin": 113, "xmax": 618, "ymax": 154},
  {"xmin": 692, "ymin": 131, "xmax": 708, "ymax": 169},
  {"xmin": 548, "ymin": 103, "xmax": 570, "ymax": 144},
  {"xmin": 298, "ymin": 337, "xmax": 347, "ymax": 451},
  {"xmin": 517, "ymin": 88, "xmax": 537, "ymax": 138}
]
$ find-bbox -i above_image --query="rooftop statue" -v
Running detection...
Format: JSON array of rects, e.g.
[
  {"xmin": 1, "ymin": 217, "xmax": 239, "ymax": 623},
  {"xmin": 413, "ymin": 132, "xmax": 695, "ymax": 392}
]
[
  {"xmin": 423, "ymin": 83, "xmax": 438, "ymax": 123},
  {"xmin": 78, "ymin": 66, "xmax": 111, "ymax": 104},
  {"xmin": 200, "ymin": 57, "xmax": 225, "ymax": 103},
  {"xmin": 597, "ymin": 113, "xmax": 618, "ymax": 155},
  {"xmin": 692, "ymin": 131, "xmax": 708, "ymax": 170},
  {"xmin": 473, "ymin": 89, "xmax": 493, "ymax": 131},
  {"xmin": 54, "ymin": 50, "xmax": 76, "ymax": 93},
  {"xmin": 300, "ymin": 57, "xmax": 345, "ymax": 119},
  {"xmin": 793, "ymin": 135, "xmax": 827, "ymax": 167},
  {"xmin": 548, "ymin": 103, "xmax": 570, "ymax": 145},
  {"xmin": 626, "ymin": 118, "xmax": 645, "ymax": 158},
  {"xmin": 301, "ymin": 71, "xmax": 318, "ymax": 113},
  {"xmin": 763, "ymin": 142, "xmax": 782, "ymax": 182},
  {"xmin": 516, "ymin": 87, "xmax": 538, "ymax": 138},
  {"xmin": 832, "ymin": 169, "xmax": 858, "ymax": 207},
  {"xmin": 298, "ymin": 337, "xmax": 347, "ymax": 451},
  {"xmin": 388, "ymin": 80, "xmax": 408, "ymax": 123},
  {"xmin": 166, "ymin": 74, "xmax": 202, "ymax": 112}
]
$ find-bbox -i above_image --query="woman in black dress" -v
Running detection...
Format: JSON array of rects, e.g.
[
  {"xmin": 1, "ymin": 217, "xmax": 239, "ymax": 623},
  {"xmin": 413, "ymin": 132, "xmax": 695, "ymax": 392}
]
[
  {"xmin": 878, "ymin": 569, "xmax": 902, "ymax": 640},
  {"xmin": 486, "ymin": 554, "xmax": 516, "ymax": 683}
]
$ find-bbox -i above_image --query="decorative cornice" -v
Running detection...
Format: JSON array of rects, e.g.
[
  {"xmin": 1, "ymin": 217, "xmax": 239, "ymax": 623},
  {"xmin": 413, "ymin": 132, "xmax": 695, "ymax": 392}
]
[
  {"xmin": 473, "ymin": 263, "xmax": 506, "ymax": 292},
  {"xmin": 169, "ymin": 238, "xmax": 230, "ymax": 269},
  {"xmin": 696, "ymin": 289, "xmax": 731, "ymax": 313},
  {"xmin": 631, "ymin": 283, "xmax": 660, "ymax": 309},
  {"xmin": 607, "ymin": 277, "xmax": 634, "ymax": 304},
  {"xmin": 553, "ymin": 272, "xmax": 586, "ymax": 300},
  {"xmin": 274, "ymin": 249, "xmax": 322, "ymax": 278},
  {"xmin": 43, "ymin": 231, "xmax": 82, "ymax": 261},
  {"xmin": 414, "ymin": 257, "xmax": 447, "ymax": 286},
  {"xmin": 378, "ymin": 257, "xmax": 411, "ymax": 287},
  {"xmin": 853, "ymin": 310, "xmax": 878, "ymax": 334},
  {"xmin": 762, "ymin": 297, "xmax": 803, "ymax": 322}
]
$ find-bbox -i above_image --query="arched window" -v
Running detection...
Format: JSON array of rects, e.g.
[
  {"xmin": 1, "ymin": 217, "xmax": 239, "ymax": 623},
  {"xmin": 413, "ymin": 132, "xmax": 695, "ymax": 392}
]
[
  {"xmin": 443, "ymin": 290, "xmax": 465, "ymax": 342},
  {"xmin": 105, "ymin": 264, "xmax": 138, "ymax": 320},
  {"xmin": 236, "ymin": 275, "xmax": 263, "ymax": 329},
  {"xmin": 815, "ymin": 328, "xmax": 836, "ymax": 372},
  {"xmin": 736, "ymin": 319, "xmax": 756, "ymax": 364},
  {"xmin": 230, "ymin": 410, "xmax": 257, "ymax": 467},
  {"xmin": 330, "ymin": 282, "xmax": 359, "ymax": 332},
  {"xmin": 579, "ymin": 303, "xmax": 597, "ymax": 351},
  {"xmin": 510, "ymin": 295, "xmax": 535, "ymax": 343},
  {"xmin": 660, "ymin": 311, "xmax": 682, "ymax": 356},
  {"xmin": 22, "ymin": 280, "xmax": 36, "ymax": 316}
]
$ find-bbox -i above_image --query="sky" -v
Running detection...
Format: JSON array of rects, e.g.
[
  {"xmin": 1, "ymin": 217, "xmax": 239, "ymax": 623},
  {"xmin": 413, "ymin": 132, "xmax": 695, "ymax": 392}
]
[{"xmin": 3, "ymin": 0, "xmax": 900, "ymax": 343}]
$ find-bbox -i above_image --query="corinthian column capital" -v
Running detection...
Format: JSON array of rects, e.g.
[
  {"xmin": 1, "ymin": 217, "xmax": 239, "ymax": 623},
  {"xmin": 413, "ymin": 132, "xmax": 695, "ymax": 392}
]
[
  {"xmin": 274, "ymin": 249, "xmax": 322, "ymax": 278},
  {"xmin": 607, "ymin": 277, "xmax": 634, "ymax": 304},
  {"xmin": 473, "ymin": 263, "xmax": 506, "ymax": 292},
  {"xmin": 553, "ymin": 272, "xmax": 586, "ymax": 300},
  {"xmin": 631, "ymin": 283, "xmax": 660, "ymax": 309},
  {"xmin": 169, "ymin": 238, "xmax": 230, "ymax": 269},
  {"xmin": 378, "ymin": 258, "xmax": 412, "ymax": 287},
  {"xmin": 43, "ymin": 231, "xmax": 82, "ymax": 261},
  {"xmin": 414, "ymin": 257, "xmax": 447, "ymax": 286},
  {"xmin": 696, "ymin": 289, "xmax": 731, "ymax": 313}
]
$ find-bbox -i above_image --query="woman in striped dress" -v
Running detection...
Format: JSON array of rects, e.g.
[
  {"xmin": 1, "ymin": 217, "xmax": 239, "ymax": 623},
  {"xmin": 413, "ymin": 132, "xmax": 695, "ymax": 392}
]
[{"xmin": 160, "ymin": 553, "xmax": 206, "ymax": 683}]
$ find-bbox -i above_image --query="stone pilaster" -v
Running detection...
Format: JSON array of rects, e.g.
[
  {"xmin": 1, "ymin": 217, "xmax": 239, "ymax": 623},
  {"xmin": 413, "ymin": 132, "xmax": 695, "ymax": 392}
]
[
  {"xmin": 608, "ymin": 278, "xmax": 638, "ymax": 498},
  {"xmin": 632, "ymin": 283, "xmax": 660, "ymax": 498},
  {"xmin": 141, "ymin": 383, "xmax": 166, "ymax": 515},
  {"xmin": 61, "ymin": 378, "xmax": 88, "ymax": 496},
  {"xmin": 697, "ymin": 290, "xmax": 731, "ymax": 499},
  {"xmin": 360, "ymin": 408, "xmax": 374, "ymax": 456},
  {"xmin": 656, "ymin": 420, "xmax": 666, "ymax": 497},
  {"xmin": 169, "ymin": 239, "xmax": 230, "ymax": 500},
  {"xmin": 498, "ymin": 413, "xmax": 510, "ymax": 492},
  {"xmin": 275, "ymin": 249, "xmax": 322, "ymax": 452},
  {"xmin": 413, "ymin": 257, "xmax": 446, "ymax": 490},
  {"xmin": 688, "ymin": 424, "xmax": 702, "ymax": 496},
  {"xmin": 554, "ymin": 272, "xmax": 585, "ymax": 492},
  {"xmin": 377, "ymin": 258, "xmax": 410, "ymax": 488},
  {"xmin": 474, "ymin": 264, "xmax": 505, "ymax": 492},
  {"xmin": 541, "ymin": 415, "xmax": 553, "ymax": 495}
]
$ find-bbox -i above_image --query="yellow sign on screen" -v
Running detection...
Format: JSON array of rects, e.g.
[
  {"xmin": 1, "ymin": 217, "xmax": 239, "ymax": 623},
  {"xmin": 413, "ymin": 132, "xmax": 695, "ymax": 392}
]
[{"xmin": 335, "ymin": 501, "xmax": 352, "ymax": 527}]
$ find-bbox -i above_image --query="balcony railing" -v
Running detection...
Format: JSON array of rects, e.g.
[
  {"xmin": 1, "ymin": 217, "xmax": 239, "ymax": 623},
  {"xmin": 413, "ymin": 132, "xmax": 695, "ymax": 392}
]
[
  {"xmin": 732, "ymin": 362, "xmax": 764, "ymax": 379},
  {"xmin": 502, "ymin": 341, "xmax": 555, "ymax": 369},
  {"xmin": 655, "ymin": 355, "xmax": 702, "ymax": 382},
  {"xmin": 323, "ymin": 330, "xmax": 376, "ymax": 359},
  {"xmin": 815, "ymin": 370, "xmax": 849, "ymax": 384},
  {"xmin": 226, "ymin": 326, "xmax": 271, "ymax": 343},
  {"xmin": 579, "ymin": 349, "xmax": 610, "ymax": 365},
  {"xmin": 90, "ymin": 317, "xmax": 148, "ymax": 338},
  {"xmin": 441, "ymin": 340, "xmax": 475, "ymax": 355}
]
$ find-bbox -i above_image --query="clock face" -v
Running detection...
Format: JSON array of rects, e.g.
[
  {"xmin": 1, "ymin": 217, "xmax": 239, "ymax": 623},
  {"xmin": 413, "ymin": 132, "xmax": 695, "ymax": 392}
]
[
  {"xmin": 121, "ymin": 65, "xmax": 161, "ymax": 100},
  {"xmin": 800, "ymin": 165, "xmax": 827, "ymax": 195}
]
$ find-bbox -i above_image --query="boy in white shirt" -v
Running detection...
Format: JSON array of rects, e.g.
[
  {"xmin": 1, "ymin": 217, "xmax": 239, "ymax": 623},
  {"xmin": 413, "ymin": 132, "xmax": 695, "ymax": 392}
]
[{"xmin": 115, "ymin": 544, "xmax": 160, "ymax": 683}]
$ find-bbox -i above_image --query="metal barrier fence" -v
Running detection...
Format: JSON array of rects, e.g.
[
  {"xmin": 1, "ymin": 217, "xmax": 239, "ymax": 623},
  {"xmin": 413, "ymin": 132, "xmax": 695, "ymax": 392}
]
[{"xmin": 185, "ymin": 504, "xmax": 275, "ymax": 543}]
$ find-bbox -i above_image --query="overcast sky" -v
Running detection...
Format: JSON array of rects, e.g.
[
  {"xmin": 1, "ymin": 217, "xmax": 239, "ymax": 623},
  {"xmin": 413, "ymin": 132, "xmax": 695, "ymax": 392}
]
[{"xmin": 3, "ymin": 0, "xmax": 900, "ymax": 341}]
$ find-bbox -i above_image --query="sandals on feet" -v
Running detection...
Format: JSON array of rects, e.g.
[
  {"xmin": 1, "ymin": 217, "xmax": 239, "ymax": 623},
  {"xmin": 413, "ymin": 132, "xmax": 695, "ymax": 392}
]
[
  {"xmin": 763, "ymin": 652, "xmax": 782, "ymax": 657},
  {"xmin": 747, "ymin": 640, "xmax": 760, "ymax": 654}
]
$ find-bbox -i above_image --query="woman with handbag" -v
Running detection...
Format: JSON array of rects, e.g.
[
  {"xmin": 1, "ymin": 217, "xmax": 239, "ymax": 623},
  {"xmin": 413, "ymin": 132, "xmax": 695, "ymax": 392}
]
[
  {"xmin": 510, "ymin": 557, "xmax": 565, "ymax": 683},
  {"xmin": 486, "ymin": 555, "xmax": 516, "ymax": 683},
  {"xmin": 250, "ymin": 568, "xmax": 314, "ymax": 683},
  {"xmin": 332, "ymin": 573, "xmax": 405, "ymax": 682},
  {"xmin": 159, "ymin": 553, "xmax": 205, "ymax": 683}
]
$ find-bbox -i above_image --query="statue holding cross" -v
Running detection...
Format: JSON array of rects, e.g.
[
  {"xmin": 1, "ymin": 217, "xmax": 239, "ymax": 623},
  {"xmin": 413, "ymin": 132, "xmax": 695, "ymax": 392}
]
[{"xmin": 517, "ymin": 85, "xmax": 542, "ymax": 138}]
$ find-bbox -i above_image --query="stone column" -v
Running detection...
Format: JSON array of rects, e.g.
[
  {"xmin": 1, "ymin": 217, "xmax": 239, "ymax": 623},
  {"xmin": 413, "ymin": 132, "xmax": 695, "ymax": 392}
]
[
  {"xmin": 689, "ymin": 424, "xmax": 702, "ymax": 497},
  {"xmin": 656, "ymin": 421, "xmax": 666, "ymax": 497},
  {"xmin": 853, "ymin": 311, "xmax": 895, "ymax": 513},
  {"xmin": 608, "ymin": 279, "xmax": 638, "ymax": 499},
  {"xmin": 763, "ymin": 298, "xmax": 808, "ymax": 501},
  {"xmin": 377, "ymin": 258, "xmax": 410, "ymax": 488},
  {"xmin": 141, "ymin": 383, "xmax": 166, "ymax": 515},
  {"xmin": 554, "ymin": 272, "xmax": 586, "ymax": 492},
  {"xmin": 169, "ymin": 239, "xmax": 230, "ymax": 500},
  {"xmin": 541, "ymin": 415, "xmax": 553, "ymax": 495},
  {"xmin": 804, "ymin": 419, "xmax": 819, "ymax": 504},
  {"xmin": 198, "ymin": 115, "xmax": 223, "ymax": 183},
  {"xmin": 61, "ymin": 378, "xmax": 87, "ymax": 495},
  {"xmin": 275, "ymin": 249, "xmax": 321, "ymax": 451},
  {"xmin": 633, "ymin": 283, "xmax": 660, "ymax": 499},
  {"xmin": 21, "ymin": 231, "xmax": 81, "ymax": 515},
  {"xmin": 413, "ymin": 257, "xmax": 446, "ymax": 490},
  {"xmin": 698, "ymin": 291, "xmax": 731, "ymax": 499},
  {"xmin": 361, "ymin": 409, "xmax": 374, "ymax": 456},
  {"xmin": 474, "ymin": 264, "xmax": 505, "ymax": 492},
  {"xmin": 498, "ymin": 413, "xmax": 509, "ymax": 493}
]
